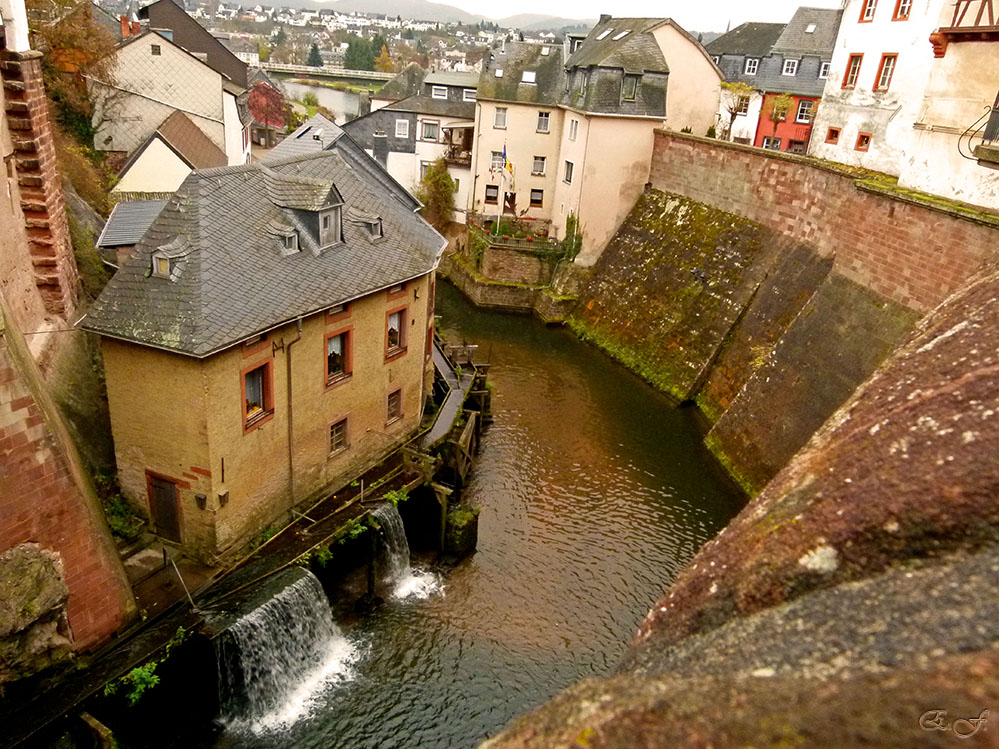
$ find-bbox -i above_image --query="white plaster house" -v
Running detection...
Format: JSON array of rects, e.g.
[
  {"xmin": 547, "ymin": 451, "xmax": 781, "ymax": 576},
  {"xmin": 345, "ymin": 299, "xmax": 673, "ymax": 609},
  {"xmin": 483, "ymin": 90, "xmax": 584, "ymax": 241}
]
[
  {"xmin": 707, "ymin": 22, "xmax": 787, "ymax": 144},
  {"xmin": 897, "ymin": 0, "xmax": 999, "ymax": 208},
  {"xmin": 807, "ymin": 0, "xmax": 948, "ymax": 173},
  {"xmin": 471, "ymin": 16, "xmax": 723, "ymax": 266},
  {"xmin": 91, "ymin": 30, "xmax": 250, "ymax": 170}
]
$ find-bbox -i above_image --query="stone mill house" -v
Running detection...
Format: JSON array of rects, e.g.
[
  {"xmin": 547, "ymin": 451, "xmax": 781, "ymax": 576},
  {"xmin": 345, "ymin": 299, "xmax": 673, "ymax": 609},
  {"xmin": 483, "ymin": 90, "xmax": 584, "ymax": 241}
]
[{"xmin": 82, "ymin": 146, "xmax": 446, "ymax": 563}]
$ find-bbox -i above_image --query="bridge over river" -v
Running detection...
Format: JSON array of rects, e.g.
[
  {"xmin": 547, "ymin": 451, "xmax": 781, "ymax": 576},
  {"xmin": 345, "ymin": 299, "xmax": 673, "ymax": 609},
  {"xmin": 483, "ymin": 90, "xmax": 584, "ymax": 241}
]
[{"xmin": 260, "ymin": 61, "xmax": 394, "ymax": 84}]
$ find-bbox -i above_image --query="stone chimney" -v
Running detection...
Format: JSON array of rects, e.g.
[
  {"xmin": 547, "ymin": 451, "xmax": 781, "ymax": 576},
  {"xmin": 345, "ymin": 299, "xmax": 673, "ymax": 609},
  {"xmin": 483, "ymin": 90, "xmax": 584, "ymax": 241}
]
[{"xmin": 372, "ymin": 131, "xmax": 388, "ymax": 168}]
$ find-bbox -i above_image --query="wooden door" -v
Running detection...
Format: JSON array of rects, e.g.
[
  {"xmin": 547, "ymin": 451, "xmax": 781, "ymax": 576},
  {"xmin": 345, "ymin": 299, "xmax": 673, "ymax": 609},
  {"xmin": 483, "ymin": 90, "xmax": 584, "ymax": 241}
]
[{"xmin": 148, "ymin": 475, "xmax": 181, "ymax": 543}]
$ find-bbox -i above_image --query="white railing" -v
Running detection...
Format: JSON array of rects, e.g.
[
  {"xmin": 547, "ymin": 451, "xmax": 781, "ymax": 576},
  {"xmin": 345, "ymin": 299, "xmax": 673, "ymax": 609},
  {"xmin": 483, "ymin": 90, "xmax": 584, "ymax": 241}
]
[{"xmin": 259, "ymin": 62, "xmax": 394, "ymax": 81}]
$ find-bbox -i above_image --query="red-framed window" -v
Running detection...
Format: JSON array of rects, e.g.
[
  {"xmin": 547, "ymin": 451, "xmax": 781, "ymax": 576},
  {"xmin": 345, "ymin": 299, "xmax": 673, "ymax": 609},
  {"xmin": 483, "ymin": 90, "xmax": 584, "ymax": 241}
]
[
  {"xmin": 385, "ymin": 305, "xmax": 408, "ymax": 361},
  {"xmin": 325, "ymin": 302, "xmax": 350, "ymax": 324},
  {"xmin": 874, "ymin": 53, "xmax": 898, "ymax": 91},
  {"xmin": 826, "ymin": 127, "xmax": 841, "ymax": 144},
  {"xmin": 242, "ymin": 333, "xmax": 270, "ymax": 358},
  {"xmin": 892, "ymin": 0, "xmax": 912, "ymax": 20},
  {"xmin": 387, "ymin": 282, "xmax": 407, "ymax": 301},
  {"xmin": 843, "ymin": 54, "xmax": 864, "ymax": 89},
  {"xmin": 241, "ymin": 358, "xmax": 274, "ymax": 433},
  {"xmin": 324, "ymin": 325, "xmax": 353, "ymax": 388},
  {"xmin": 859, "ymin": 0, "xmax": 877, "ymax": 22},
  {"xmin": 855, "ymin": 132, "xmax": 873, "ymax": 151}
]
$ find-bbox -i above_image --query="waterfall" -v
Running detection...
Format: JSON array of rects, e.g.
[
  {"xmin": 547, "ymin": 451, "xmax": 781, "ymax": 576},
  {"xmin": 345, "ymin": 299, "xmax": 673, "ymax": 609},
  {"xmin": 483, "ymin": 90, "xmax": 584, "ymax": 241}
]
[
  {"xmin": 371, "ymin": 502, "xmax": 441, "ymax": 600},
  {"xmin": 215, "ymin": 567, "xmax": 358, "ymax": 734}
]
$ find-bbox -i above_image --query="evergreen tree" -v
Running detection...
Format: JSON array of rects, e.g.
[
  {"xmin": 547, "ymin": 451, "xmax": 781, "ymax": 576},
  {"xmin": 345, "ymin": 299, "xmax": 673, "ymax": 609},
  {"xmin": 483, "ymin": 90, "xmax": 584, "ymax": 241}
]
[
  {"xmin": 414, "ymin": 158, "xmax": 455, "ymax": 228},
  {"xmin": 344, "ymin": 36, "xmax": 374, "ymax": 70},
  {"xmin": 307, "ymin": 43, "xmax": 323, "ymax": 67}
]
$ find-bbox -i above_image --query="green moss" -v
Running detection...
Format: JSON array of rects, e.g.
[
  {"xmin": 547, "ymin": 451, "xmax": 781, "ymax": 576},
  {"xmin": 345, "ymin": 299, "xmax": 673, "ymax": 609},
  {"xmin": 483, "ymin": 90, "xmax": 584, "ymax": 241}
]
[{"xmin": 704, "ymin": 432, "xmax": 761, "ymax": 497}]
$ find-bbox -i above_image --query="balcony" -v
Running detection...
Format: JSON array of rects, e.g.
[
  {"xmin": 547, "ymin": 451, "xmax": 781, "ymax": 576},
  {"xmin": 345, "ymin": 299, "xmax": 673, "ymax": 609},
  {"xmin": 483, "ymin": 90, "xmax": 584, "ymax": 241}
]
[{"xmin": 444, "ymin": 143, "xmax": 472, "ymax": 167}]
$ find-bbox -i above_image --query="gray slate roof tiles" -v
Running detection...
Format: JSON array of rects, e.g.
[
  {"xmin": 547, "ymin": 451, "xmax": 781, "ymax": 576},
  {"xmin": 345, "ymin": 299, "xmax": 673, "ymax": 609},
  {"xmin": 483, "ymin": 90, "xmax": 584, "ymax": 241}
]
[
  {"xmin": 82, "ymin": 148, "xmax": 444, "ymax": 357},
  {"xmin": 772, "ymin": 7, "xmax": 844, "ymax": 57},
  {"xmin": 706, "ymin": 22, "xmax": 787, "ymax": 58}
]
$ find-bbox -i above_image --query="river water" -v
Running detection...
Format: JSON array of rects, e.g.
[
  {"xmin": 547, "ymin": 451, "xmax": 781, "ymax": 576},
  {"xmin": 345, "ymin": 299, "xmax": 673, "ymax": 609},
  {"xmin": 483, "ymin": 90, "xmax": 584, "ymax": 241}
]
[
  {"xmin": 280, "ymin": 80, "xmax": 361, "ymax": 125},
  {"xmin": 134, "ymin": 281, "xmax": 744, "ymax": 748}
]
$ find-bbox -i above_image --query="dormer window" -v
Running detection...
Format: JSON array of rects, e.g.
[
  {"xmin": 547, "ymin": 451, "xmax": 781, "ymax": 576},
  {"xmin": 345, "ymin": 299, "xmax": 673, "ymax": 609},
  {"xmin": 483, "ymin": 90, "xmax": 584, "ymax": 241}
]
[
  {"xmin": 622, "ymin": 74, "xmax": 639, "ymax": 101},
  {"xmin": 152, "ymin": 254, "xmax": 171, "ymax": 277},
  {"xmin": 319, "ymin": 206, "xmax": 342, "ymax": 247},
  {"xmin": 368, "ymin": 218, "xmax": 383, "ymax": 239},
  {"xmin": 282, "ymin": 232, "xmax": 299, "ymax": 253}
]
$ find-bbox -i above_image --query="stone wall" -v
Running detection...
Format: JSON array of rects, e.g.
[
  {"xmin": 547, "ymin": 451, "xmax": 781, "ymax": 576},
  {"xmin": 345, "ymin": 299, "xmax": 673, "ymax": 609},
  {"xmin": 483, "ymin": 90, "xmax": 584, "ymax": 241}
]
[
  {"xmin": 0, "ymin": 299, "xmax": 135, "ymax": 665},
  {"xmin": 572, "ymin": 189, "xmax": 920, "ymax": 492},
  {"xmin": 480, "ymin": 245, "xmax": 553, "ymax": 287},
  {"xmin": 0, "ymin": 51, "xmax": 77, "ymax": 317},
  {"xmin": 649, "ymin": 130, "xmax": 998, "ymax": 313}
]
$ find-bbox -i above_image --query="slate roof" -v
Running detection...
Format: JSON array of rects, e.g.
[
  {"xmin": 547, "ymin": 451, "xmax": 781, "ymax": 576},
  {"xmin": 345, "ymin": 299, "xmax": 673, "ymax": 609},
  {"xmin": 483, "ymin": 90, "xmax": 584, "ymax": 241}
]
[
  {"xmin": 265, "ymin": 113, "xmax": 339, "ymax": 161},
  {"xmin": 383, "ymin": 95, "xmax": 475, "ymax": 119},
  {"xmin": 706, "ymin": 22, "xmax": 786, "ymax": 58},
  {"xmin": 772, "ymin": 7, "xmax": 843, "ymax": 57},
  {"xmin": 475, "ymin": 41, "xmax": 566, "ymax": 105},
  {"xmin": 565, "ymin": 17, "xmax": 669, "ymax": 73},
  {"xmin": 81, "ymin": 150, "xmax": 445, "ymax": 357},
  {"xmin": 374, "ymin": 62, "xmax": 427, "ymax": 102},
  {"xmin": 424, "ymin": 71, "xmax": 479, "ymax": 88},
  {"xmin": 96, "ymin": 200, "xmax": 168, "ymax": 248}
]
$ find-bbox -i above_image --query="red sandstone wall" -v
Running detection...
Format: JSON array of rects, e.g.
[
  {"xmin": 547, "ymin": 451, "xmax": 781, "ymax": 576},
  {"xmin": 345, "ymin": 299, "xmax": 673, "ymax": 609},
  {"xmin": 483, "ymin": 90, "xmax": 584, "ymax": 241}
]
[
  {"xmin": 650, "ymin": 131, "xmax": 997, "ymax": 312},
  {"xmin": 0, "ymin": 315, "xmax": 135, "ymax": 650},
  {"xmin": 1, "ymin": 51, "xmax": 77, "ymax": 317}
]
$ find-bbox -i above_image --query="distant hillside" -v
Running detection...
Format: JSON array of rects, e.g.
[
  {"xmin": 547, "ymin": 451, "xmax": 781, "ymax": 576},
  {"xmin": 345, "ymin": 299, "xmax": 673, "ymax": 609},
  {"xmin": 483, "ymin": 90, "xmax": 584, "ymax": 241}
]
[
  {"xmin": 325, "ymin": 0, "xmax": 482, "ymax": 24},
  {"xmin": 497, "ymin": 13, "xmax": 595, "ymax": 32}
]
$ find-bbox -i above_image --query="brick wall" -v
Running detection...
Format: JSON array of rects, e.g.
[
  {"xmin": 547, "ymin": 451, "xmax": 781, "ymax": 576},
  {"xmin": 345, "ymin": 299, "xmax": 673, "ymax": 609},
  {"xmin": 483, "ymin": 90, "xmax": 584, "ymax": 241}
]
[
  {"xmin": 0, "ymin": 309, "xmax": 135, "ymax": 652},
  {"xmin": 0, "ymin": 51, "xmax": 77, "ymax": 317},
  {"xmin": 481, "ymin": 245, "xmax": 554, "ymax": 286},
  {"xmin": 650, "ymin": 131, "xmax": 999, "ymax": 312}
]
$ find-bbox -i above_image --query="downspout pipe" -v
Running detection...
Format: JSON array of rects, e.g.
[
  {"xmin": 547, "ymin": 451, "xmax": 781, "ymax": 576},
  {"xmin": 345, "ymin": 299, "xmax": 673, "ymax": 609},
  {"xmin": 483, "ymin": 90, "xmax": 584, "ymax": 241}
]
[{"xmin": 286, "ymin": 318, "xmax": 303, "ymax": 510}]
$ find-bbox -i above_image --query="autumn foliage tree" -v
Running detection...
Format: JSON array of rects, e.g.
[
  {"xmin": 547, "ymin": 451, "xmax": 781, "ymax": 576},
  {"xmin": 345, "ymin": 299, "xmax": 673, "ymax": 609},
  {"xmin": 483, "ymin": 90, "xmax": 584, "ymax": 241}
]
[
  {"xmin": 414, "ymin": 157, "xmax": 454, "ymax": 228},
  {"xmin": 375, "ymin": 45, "xmax": 394, "ymax": 73},
  {"xmin": 767, "ymin": 93, "xmax": 794, "ymax": 139},
  {"xmin": 248, "ymin": 81, "xmax": 285, "ymax": 147}
]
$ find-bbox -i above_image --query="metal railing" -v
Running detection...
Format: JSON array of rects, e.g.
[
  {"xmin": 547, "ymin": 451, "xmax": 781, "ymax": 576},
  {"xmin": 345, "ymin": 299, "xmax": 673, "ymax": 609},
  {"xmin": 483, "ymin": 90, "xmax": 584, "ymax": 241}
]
[{"xmin": 260, "ymin": 62, "xmax": 394, "ymax": 81}]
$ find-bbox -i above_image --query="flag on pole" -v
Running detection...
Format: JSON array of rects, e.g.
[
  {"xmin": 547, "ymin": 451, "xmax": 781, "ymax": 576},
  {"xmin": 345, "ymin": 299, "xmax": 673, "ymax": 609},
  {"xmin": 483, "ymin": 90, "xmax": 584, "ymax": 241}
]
[{"xmin": 502, "ymin": 144, "xmax": 515, "ymax": 190}]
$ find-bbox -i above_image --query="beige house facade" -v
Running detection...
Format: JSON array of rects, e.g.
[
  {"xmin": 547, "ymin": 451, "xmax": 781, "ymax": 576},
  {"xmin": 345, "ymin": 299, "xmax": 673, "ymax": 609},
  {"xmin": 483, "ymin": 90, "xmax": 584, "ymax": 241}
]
[
  {"xmin": 470, "ymin": 17, "xmax": 722, "ymax": 266},
  {"xmin": 83, "ymin": 148, "xmax": 444, "ymax": 563}
]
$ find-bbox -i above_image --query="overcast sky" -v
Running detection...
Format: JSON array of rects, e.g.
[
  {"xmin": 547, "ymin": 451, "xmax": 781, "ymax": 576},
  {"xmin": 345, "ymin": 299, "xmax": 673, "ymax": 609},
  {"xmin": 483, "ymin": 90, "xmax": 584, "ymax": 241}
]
[{"xmin": 445, "ymin": 0, "xmax": 843, "ymax": 32}]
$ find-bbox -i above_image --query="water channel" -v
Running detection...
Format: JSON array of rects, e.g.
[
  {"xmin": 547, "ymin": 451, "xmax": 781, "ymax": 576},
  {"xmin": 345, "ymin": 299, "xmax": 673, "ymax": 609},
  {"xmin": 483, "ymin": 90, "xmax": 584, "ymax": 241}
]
[{"xmin": 126, "ymin": 281, "xmax": 744, "ymax": 748}]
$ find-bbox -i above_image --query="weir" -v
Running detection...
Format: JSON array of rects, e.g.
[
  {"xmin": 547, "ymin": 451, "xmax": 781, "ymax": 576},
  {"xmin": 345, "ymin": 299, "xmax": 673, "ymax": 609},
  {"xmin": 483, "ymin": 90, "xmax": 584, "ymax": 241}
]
[
  {"xmin": 371, "ymin": 502, "xmax": 441, "ymax": 600},
  {"xmin": 214, "ymin": 567, "xmax": 357, "ymax": 733}
]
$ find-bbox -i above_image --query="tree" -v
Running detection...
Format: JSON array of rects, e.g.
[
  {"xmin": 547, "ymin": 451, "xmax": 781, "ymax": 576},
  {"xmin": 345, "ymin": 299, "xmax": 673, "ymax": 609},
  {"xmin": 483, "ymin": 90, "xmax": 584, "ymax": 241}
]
[
  {"xmin": 273, "ymin": 27, "xmax": 287, "ymax": 46},
  {"xmin": 375, "ymin": 45, "xmax": 394, "ymax": 73},
  {"xmin": 414, "ymin": 157, "xmax": 455, "ymax": 228},
  {"xmin": 258, "ymin": 40, "xmax": 272, "ymax": 62},
  {"xmin": 371, "ymin": 34, "xmax": 388, "ymax": 63},
  {"xmin": 248, "ymin": 81, "xmax": 285, "ymax": 147},
  {"xmin": 302, "ymin": 91, "xmax": 319, "ymax": 108},
  {"xmin": 767, "ymin": 93, "xmax": 794, "ymax": 141},
  {"xmin": 720, "ymin": 81, "xmax": 755, "ymax": 142},
  {"xmin": 307, "ymin": 43, "xmax": 323, "ymax": 67},
  {"xmin": 344, "ymin": 36, "xmax": 373, "ymax": 70}
]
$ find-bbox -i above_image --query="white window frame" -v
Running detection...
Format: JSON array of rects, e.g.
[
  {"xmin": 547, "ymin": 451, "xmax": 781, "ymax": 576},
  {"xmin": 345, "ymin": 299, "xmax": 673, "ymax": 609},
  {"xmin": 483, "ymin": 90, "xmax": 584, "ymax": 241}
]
[
  {"xmin": 494, "ymin": 107, "xmax": 507, "ymax": 129},
  {"xmin": 490, "ymin": 151, "xmax": 504, "ymax": 171},
  {"xmin": 735, "ymin": 95, "xmax": 750, "ymax": 116},
  {"xmin": 744, "ymin": 58, "xmax": 759, "ymax": 75},
  {"xmin": 795, "ymin": 99, "xmax": 815, "ymax": 124},
  {"xmin": 532, "ymin": 155, "xmax": 546, "ymax": 175},
  {"xmin": 563, "ymin": 160, "xmax": 574, "ymax": 185},
  {"xmin": 394, "ymin": 119, "xmax": 409, "ymax": 138},
  {"xmin": 537, "ymin": 111, "xmax": 550, "ymax": 133},
  {"xmin": 521, "ymin": 70, "xmax": 536, "ymax": 84},
  {"xmin": 568, "ymin": 119, "xmax": 579, "ymax": 141},
  {"xmin": 152, "ymin": 254, "xmax": 171, "ymax": 277},
  {"xmin": 421, "ymin": 119, "xmax": 439, "ymax": 141},
  {"xmin": 484, "ymin": 184, "xmax": 499, "ymax": 203},
  {"xmin": 530, "ymin": 188, "xmax": 543, "ymax": 207},
  {"xmin": 819, "ymin": 61, "xmax": 831, "ymax": 79},
  {"xmin": 462, "ymin": 88, "xmax": 476, "ymax": 101},
  {"xmin": 431, "ymin": 85, "xmax": 447, "ymax": 100},
  {"xmin": 861, "ymin": 0, "xmax": 877, "ymax": 21},
  {"xmin": 762, "ymin": 136, "xmax": 781, "ymax": 151},
  {"xmin": 782, "ymin": 59, "xmax": 799, "ymax": 76}
]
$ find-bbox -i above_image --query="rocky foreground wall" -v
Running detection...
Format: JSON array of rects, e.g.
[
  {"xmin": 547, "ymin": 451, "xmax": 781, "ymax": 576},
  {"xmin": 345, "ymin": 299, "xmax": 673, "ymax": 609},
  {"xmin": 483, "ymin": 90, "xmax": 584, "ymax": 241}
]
[{"xmin": 485, "ymin": 246, "xmax": 999, "ymax": 749}]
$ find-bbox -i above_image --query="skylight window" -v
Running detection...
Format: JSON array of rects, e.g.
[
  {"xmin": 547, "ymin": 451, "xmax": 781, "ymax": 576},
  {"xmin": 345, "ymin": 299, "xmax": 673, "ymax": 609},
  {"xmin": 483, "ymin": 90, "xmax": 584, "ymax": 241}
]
[
  {"xmin": 805, "ymin": 23, "xmax": 817, "ymax": 33},
  {"xmin": 541, "ymin": 46, "xmax": 550, "ymax": 55},
  {"xmin": 612, "ymin": 30, "xmax": 630, "ymax": 40},
  {"xmin": 521, "ymin": 70, "xmax": 536, "ymax": 84},
  {"xmin": 596, "ymin": 29, "xmax": 612, "ymax": 40},
  {"xmin": 495, "ymin": 68, "xmax": 504, "ymax": 78}
]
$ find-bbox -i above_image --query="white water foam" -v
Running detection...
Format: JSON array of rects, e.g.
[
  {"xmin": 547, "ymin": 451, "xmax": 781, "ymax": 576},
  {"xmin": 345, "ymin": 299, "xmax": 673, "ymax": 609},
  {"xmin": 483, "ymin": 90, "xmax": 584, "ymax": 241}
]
[
  {"xmin": 216, "ymin": 568, "xmax": 360, "ymax": 735},
  {"xmin": 371, "ymin": 502, "xmax": 442, "ymax": 601}
]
